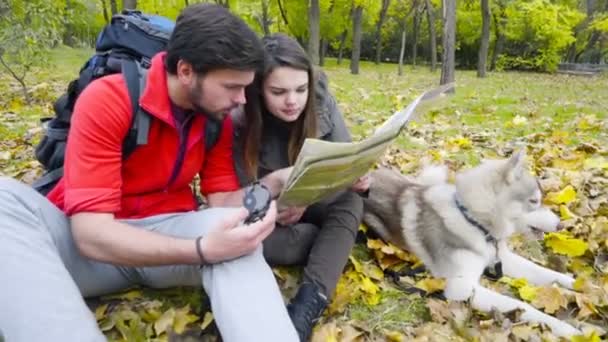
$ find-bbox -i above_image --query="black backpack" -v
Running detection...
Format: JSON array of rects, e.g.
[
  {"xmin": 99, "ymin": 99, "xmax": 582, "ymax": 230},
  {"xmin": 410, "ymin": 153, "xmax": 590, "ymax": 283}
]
[{"xmin": 33, "ymin": 10, "xmax": 222, "ymax": 195}]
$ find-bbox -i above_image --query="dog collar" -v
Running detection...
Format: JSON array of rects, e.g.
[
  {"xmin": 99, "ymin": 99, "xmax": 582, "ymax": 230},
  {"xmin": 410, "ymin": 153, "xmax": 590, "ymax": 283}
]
[{"xmin": 453, "ymin": 193, "xmax": 497, "ymax": 244}]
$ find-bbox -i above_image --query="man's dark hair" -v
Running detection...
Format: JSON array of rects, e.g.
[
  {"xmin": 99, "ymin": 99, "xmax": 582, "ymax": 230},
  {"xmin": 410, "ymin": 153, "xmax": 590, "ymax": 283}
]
[{"xmin": 165, "ymin": 3, "xmax": 263, "ymax": 74}]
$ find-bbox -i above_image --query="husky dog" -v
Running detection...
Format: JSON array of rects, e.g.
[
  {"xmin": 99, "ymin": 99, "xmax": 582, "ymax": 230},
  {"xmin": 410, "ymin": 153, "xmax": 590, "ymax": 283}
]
[{"xmin": 363, "ymin": 151, "xmax": 581, "ymax": 337}]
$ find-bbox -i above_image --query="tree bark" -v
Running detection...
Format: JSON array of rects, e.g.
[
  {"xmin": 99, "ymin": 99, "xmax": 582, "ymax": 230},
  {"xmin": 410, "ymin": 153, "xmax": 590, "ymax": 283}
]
[
  {"xmin": 398, "ymin": 26, "xmax": 406, "ymax": 76},
  {"xmin": 337, "ymin": 30, "xmax": 347, "ymax": 65},
  {"xmin": 256, "ymin": 0, "xmax": 271, "ymax": 36},
  {"xmin": 477, "ymin": 0, "xmax": 491, "ymax": 77},
  {"xmin": 320, "ymin": 38, "xmax": 328, "ymax": 66},
  {"xmin": 123, "ymin": 0, "xmax": 137, "ymax": 10},
  {"xmin": 424, "ymin": 0, "xmax": 437, "ymax": 71},
  {"xmin": 215, "ymin": 0, "xmax": 230, "ymax": 8},
  {"xmin": 412, "ymin": 7, "xmax": 421, "ymax": 67},
  {"xmin": 308, "ymin": 0, "xmax": 320, "ymax": 65},
  {"xmin": 490, "ymin": 1, "xmax": 506, "ymax": 70},
  {"xmin": 440, "ymin": 0, "xmax": 456, "ymax": 88},
  {"xmin": 350, "ymin": 6, "xmax": 363, "ymax": 75},
  {"xmin": 101, "ymin": 0, "xmax": 110, "ymax": 23},
  {"xmin": 109, "ymin": 0, "xmax": 118, "ymax": 15},
  {"xmin": 63, "ymin": 0, "xmax": 76, "ymax": 46},
  {"xmin": 374, "ymin": 0, "xmax": 391, "ymax": 64}
]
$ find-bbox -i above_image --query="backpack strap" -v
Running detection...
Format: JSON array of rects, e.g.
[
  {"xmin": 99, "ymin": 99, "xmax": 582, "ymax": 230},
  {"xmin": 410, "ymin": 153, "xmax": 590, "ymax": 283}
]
[
  {"xmin": 121, "ymin": 58, "xmax": 151, "ymax": 159},
  {"xmin": 204, "ymin": 118, "xmax": 222, "ymax": 151},
  {"xmin": 31, "ymin": 166, "xmax": 65, "ymax": 194}
]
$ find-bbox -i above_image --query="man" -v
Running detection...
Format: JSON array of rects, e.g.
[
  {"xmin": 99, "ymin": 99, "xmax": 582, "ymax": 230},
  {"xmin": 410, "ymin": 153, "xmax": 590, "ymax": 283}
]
[{"xmin": 0, "ymin": 4, "xmax": 297, "ymax": 342}]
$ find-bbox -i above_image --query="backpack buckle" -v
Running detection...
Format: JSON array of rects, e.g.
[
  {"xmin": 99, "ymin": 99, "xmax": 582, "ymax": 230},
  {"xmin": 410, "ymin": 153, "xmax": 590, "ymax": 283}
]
[{"xmin": 140, "ymin": 56, "xmax": 151, "ymax": 68}]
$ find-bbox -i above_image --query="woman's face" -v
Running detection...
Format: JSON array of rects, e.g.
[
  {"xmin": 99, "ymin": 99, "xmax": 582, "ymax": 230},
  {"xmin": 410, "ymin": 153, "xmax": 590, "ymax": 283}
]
[{"xmin": 262, "ymin": 66, "xmax": 309, "ymax": 122}]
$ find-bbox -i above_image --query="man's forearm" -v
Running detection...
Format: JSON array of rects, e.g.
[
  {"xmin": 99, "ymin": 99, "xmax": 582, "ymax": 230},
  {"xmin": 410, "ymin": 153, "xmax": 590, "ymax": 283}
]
[{"xmin": 71, "ymin": 213, "xmax": 200, "ymax": 267}]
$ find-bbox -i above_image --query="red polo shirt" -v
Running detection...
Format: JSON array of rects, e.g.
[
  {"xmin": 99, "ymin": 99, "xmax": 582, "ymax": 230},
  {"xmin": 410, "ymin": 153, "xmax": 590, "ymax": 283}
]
[{"xmin": 47, "ymin": 52, "xmax": 240, "ymax": 218}]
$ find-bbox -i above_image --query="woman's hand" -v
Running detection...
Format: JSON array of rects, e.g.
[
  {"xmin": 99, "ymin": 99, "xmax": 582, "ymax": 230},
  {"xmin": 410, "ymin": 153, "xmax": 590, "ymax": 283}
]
[
  {"xmin": 351, "ymin": 174, "xmax": 371, "ymax": 193},
  {"xmin": 276, "ymin": 206, "xmax": 307, "ymax": 226}
]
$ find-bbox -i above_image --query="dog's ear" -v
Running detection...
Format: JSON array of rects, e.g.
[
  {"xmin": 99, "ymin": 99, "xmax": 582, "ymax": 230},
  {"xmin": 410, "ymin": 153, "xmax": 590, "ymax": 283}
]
[{"xmin": 504, "ymin": 149, "xmax": 527, "ymax": 183}]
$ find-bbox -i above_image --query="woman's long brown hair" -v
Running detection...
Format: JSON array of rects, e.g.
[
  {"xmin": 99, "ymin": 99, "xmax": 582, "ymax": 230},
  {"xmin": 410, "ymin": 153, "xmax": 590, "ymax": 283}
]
[{"xmin": 242, "ymin": 33, "xmax": 318, "ymax": 179}]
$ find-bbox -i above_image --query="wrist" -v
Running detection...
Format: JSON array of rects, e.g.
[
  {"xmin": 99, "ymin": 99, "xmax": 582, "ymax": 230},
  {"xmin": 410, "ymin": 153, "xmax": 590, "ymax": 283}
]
[{"xmin": 195, "ymin": 236, "xmax": 208, "ymax": 265}]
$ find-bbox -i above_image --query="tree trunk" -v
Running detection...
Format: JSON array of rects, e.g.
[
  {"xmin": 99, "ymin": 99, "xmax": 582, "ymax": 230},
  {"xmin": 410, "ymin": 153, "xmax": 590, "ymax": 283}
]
[
  {"xmin": 101, "ymin": 0, "xmax": 110, "ymax": 23},
  {"xmin": 63, "ymin": 0, "xmax": 76, "ymax": 46},
  {"xmin": 374, "ymin": 0, "xmax": 391, "ymax": 64},
  {"xmin": 490, "ymin": 13, "xmax": 505, "ymax": 70},
  {"xmin": 440, "ymin": 0, "xmax": 456, "ymax": 88},
  {"xmin": 256, "ymin": 0, "xmax": 271, "ymax": 36},
  {"xmin": 477, "ymin": 0, "xmax": 490, "ymax": 77},
  {"xmin": 398, "ymin": 26, "xmax": 406, "ymax": 76},
  {"xmin": 490, "ymin": 1, "xmax": 506, "ymax": 70},
  {"xmin": 123, "ymin": 0, "xmax": 137, "ymax": 10},
  {"xmin": 185, "ymin": 0, "xmax": 189, "ymax": 6},
  {"xmin": 350, "ymin": 6, "xmax": 363, "ymax": 74},
  {"xmin": 425, "ymin": 0, "xmax": 437, "ymax": 71},
  {"xmin": 308, "ymin": 0, "xmax": 320, "ymax": 65},
  {"xmin": 412, "ymin": 7, "xmax": 420, "ymax": 67},
  {"xmin": 215, "ymin": 0, "xmax": 230, "ymax": 8},
  {"xmin": 109, "ymin": 0, "xmax": 118, "ymax": 15},
  {"xmin": 337, "ymin": 30, "xmax": 347, "ymax": 65},
  {"xmin": 320, "ymin": 39, "xmax": 328, "ymax": 66}
]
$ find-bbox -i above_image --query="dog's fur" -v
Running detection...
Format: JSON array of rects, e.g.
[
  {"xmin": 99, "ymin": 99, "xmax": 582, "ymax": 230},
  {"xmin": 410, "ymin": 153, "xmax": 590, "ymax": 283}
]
[{"xmin": 363, "ymin": 151, "xmax": 581, "ymax": 337}]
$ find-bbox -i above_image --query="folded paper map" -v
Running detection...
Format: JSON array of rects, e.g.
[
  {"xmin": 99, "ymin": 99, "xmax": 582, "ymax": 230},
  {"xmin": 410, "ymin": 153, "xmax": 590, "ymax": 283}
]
[{"xmin": 277, "ymin": 83, "xmax": 454, "ymax": 208}]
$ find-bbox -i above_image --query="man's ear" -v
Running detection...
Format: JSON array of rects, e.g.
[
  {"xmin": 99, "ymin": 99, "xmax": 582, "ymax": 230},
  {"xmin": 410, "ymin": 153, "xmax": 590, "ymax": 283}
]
[
  {"xmin": 176, "ymin": 59, "xmax": 194, "ymax": 85},
  {"xmin": 504, "ymin": 149, "xmax": 527, "ymax": 184}
]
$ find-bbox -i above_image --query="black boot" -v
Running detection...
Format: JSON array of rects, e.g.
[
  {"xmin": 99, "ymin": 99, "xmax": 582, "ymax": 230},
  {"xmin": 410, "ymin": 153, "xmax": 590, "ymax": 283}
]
[{"xmin": 287, "ymin": 282, "xmax": 328, "ymax": 341}]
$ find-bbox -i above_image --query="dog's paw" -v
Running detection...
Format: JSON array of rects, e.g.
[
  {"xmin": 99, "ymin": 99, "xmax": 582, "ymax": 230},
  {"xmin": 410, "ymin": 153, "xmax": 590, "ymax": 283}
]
[
  {"xmin": 556, "ymin": 274, "xmax": 575, "ymax": 289},
  {"xmin": 550, "ymin": 322, "xmax": 582, "ymax": 338}
]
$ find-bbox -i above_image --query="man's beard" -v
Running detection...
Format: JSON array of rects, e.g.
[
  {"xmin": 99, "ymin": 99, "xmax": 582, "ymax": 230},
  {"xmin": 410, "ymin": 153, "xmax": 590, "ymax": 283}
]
[{"xmin": 189, "ymin": 78, "xmax": 231, "ymax": 122}]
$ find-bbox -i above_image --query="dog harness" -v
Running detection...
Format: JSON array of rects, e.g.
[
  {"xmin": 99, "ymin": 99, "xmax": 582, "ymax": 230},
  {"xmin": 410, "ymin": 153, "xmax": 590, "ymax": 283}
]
[{"xmin": 454, "ymin": 193, "xmax": 504, "ymax": 280}]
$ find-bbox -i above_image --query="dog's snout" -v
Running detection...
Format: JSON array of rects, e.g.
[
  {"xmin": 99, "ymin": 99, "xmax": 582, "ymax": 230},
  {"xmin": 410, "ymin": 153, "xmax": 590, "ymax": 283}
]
[{"xmin": 556, "ymin": 222, "xmax": 565, "ymax": 231}]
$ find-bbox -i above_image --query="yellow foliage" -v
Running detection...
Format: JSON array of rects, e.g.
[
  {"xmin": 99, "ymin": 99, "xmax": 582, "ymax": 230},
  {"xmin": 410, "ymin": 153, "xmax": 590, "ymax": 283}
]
[
  {"xmin": 544, "ymin": 232, "xmax": 588, "ymax": 257},
  {"xmin": 545, "ymin": 185, "xmax": 577, "ymax": 205},
  {"xmin": 415, "ymin": 277, "xmax": 446, "ymax": 294},
  {"xmin": 571, "ymin": 331, "xmax": 602, "ymax": 342},
  {"xmin": 200, "ymin": 312, "xmax": 214, "ymax": 330},
  {"xmin": 559, "ymin": 204, "xmax": 576, "ymax": 220},
  {"xmin": 531, "ymin": 287, "xmax": 567, "ymax": 314}
]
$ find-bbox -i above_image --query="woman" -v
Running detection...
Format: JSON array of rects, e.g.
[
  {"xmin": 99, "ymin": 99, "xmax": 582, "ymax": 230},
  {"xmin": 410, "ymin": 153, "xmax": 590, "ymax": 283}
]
[{"xmin": 233, "ymin": 34, "xmax": 369, "ymax": 341}]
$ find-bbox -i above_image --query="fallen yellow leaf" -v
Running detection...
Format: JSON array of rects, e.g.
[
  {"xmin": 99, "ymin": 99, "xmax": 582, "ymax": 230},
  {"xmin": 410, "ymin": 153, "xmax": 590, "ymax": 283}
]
[
  {"xmin": 571, "ymin": 331, "xmax": 602, "ymax": 342},
  {"xmin": 415, "ymin": 277, "xmax": 446, "ymax": 294},
  {"xmin": 173, "ymin": 305, "xmax": 199, "ymax": 334},
  {"xmin": 531, "ymin": 286, "xmax": 567, "ymax": 314},
  {"xmin": 545, "ymin": 232, "xmax": 588, "ymax": 257},
  {"xmin": 95, "ymin": 304, "xmax": 108, "ymax": 321},
  {"xmin": 583, "ymin": 157, "xmax": 608, "ymax": 170},
  {"xmin": 518, "ymin": 284, "xmax": 538, "ymax": 301},
  {"xmin": 559, "ymin": 204, "xmax": 576, "ymax": 220},
  {"xmin": 200, "ymin": 311, "xmax": 214, "ymax": 330},
  {"xmin": 385, "ymin": 330, "xmax": 406, "ymax": 342},
  {"xmin": 545, "ymin": 185, "xmax": 577, "ymax": 205},
  {"xmin": 154, "ymin": 308, "xmax": 175, "ymax": 336}
]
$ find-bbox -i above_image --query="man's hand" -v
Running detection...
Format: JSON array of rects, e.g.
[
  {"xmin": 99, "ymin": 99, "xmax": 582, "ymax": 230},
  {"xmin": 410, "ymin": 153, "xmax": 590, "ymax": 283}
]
[
  {"xmin": 351, "ymin": 173, "xmax": 371, "ymax": 193},
  {"xmin": 200, "ymin": 201, "xmax": 278, "ymax": 263},
  {"xmin": 276, "ymin": 206, "xmax": 306, "ymax": 226}
]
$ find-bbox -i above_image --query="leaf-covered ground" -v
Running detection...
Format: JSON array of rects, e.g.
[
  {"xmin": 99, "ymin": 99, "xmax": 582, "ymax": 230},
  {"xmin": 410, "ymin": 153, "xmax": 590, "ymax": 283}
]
[{"xmin": 1, "ymin": 47, "xmax": 606, "ymax": 341}]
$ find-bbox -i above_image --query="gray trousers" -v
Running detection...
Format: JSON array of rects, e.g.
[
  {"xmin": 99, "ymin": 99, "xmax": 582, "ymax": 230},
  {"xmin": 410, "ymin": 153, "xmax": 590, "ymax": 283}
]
[
  {"xmin": 263, "ymin": 191, "xmax": 363, "ymax": 297},
  {"xmin": 0, "ymin": 177, "xmax": 298, "ymax": 342}
]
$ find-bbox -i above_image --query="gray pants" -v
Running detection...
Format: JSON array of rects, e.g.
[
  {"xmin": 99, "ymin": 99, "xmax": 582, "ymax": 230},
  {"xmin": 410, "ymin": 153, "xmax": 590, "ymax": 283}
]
[{"xmin": 0, "ymin": 177, "xmax": 298, "ymax": 342}]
